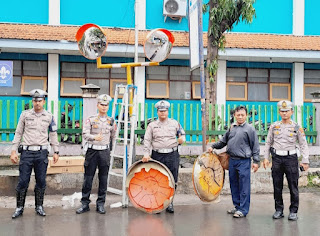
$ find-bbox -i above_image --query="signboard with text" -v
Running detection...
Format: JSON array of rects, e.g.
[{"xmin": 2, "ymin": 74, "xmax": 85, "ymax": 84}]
[
  {"xmin": 0, "ymin": 61, "xmax": 13, "ymax": 87},
  {"xmin": 188, "ymin": 0, "xmax": 200, "ymax": 71}
]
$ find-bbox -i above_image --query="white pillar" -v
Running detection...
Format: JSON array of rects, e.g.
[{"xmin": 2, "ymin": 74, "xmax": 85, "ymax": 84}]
[
  {"xmin": 135, "ymin": 58, "xmax": 146, "ymax": 117},
  {"xmin": 216, "ymin": 60, "xmax": 227, "ymax": 117},
  {"xmin": 292, "ymin": 62, "xmax": 304, "ymax": 125},
  {"xmin": 48, "ymin": 54, "xmax": 59, "ymax": 123},
  {"xmin": 293, "ymin": 0, "xmax": 304, "ymax": 35},
  {"xmin": 134, "ymin": 0, "xmax": 146, "ymax": 118},
  {"xmin": 137, "ymin": 0, "xmax": 146, "ymax": 29},
  {"xmin": 49, "ymin": 0, "xmax": 60, "ymax": 25}
]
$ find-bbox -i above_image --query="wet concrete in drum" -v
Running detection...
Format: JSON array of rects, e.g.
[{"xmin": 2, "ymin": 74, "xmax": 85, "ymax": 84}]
[{"xmin": 0, "ymin": 192, "xmax": 320, "ymax": 236}]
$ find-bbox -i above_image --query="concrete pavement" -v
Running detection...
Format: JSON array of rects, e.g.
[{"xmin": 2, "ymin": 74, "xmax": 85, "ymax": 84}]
[
  {"xmin": 1, "ymin": 192, "xmax": 320, "ymax": 236},
  {"xmin": 0, "ymin": 167, "xmax": 316, "ymax": 196}
]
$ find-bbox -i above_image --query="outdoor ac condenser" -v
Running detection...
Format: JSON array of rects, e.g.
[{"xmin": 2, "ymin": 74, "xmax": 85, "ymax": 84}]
[{"xmin": 163, "ymin": 0, "xmax": 187, "ymax": 22}]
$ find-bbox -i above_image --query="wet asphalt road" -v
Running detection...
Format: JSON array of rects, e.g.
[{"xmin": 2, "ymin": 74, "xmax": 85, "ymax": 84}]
[{"xmin": 1, "ymin": 192, "xmax": 320, "ymax": 236}]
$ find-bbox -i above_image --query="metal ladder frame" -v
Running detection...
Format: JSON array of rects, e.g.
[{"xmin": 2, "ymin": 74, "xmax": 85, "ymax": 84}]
[{"xmin": 107, "ymin": 84, "xmax": 137, "ymax": 207}]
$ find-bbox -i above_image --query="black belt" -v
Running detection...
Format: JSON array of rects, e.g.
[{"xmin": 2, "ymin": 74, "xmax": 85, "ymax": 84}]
[{"xmin": 230, "ymin": 156, "xmax": 246, "ymax": 160}]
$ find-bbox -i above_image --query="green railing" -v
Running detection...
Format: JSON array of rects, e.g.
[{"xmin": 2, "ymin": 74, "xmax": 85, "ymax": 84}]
[
  {"xmin": 0, "ymin": 100, "xmax": 317, "ymax": 145},
  {"xmin": 0, "ymin": 100, "xmax": 83, "ymax": 143},
  {"xmin": 134, "ymin": 103, "xmax": 317, "ymax": 144}
]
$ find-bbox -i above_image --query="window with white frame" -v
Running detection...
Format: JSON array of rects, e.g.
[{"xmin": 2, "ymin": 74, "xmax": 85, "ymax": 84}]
[
  {"xmin": 146, "ymin": 66, "xmax": 199, "ymax": 100},
  {"xmin": 86, "ymin": 63, "xmax": 109, "ymax": 94},
  {"xmin": 21, "ymin": 61, "xmax": 48, "ymax": 95},
  {"xmin": 226, "ymin": 67, "xmax": 291, "ymax": 101},
  {"xmin": 304, "ymin": 69, "xmax": 320, "ymax": 102},
  {"xmin": 60, "ymin": 62, "xmax": 130, "ymax": 97},
  {"xmin": 21, "ymin": 76, "xmax": 47, "ymax": 95},
  {"xmin": 60, "ymin": 78, "xmax": 85, "ymax": 96},
  {"xmin": 23, "ymin": 61, "xmax": 47, "ymax": 77}
]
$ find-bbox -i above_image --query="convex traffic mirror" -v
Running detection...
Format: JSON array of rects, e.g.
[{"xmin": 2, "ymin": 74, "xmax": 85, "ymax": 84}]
[
  {"xmin": 76, "ymin": 24, "xmax": 175, "ymax": 62},
  {"xmin": 144, "ymin": 29, "xmax": 175, "ymax": 62},
  {"xmin": 75, "ymin": 24, "xmax": 108, "ymax": 60}
]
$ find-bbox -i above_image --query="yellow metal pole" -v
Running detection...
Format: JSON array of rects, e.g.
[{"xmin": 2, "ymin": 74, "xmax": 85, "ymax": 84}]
[
  {"xmin": 96, "ymin": 57, "xmax": 160, "ymax": 116},
  {"xmin": 96, "ymin": 57, "xmax": 159, "ymax": 69},
  {"xmin": 127, "ymin": 66, "xmax": 133, "ymax": 115},
  {"xmin": 127, "ymin": 66, "xmax": 132, "ymax": 85}
]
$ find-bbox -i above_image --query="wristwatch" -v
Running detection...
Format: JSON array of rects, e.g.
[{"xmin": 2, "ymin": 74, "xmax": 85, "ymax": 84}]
[{"xmin": 54, "ymin": 151, "xmax": 59, "ymax": 155}]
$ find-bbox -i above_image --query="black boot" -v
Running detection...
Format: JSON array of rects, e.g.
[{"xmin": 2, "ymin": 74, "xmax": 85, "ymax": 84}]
[
  {"xmin": 12, "ymin": 190, "xmax": 27, "ymax": 219},
  {"xmin": 76, "ymin": 204, "xmax": 90, "ymax": 214},
  {"xmin": 166, "ymin": 184, "xmax": 177, "ymax": 214},
  {"xmin": 35, "ymin": 188, "xmax": 46, "ymax": 216},
  {"xmin": 166, "ymin": 203, "xmax": 174, "ymax": 213},
  {"xmin": 96, "ymin": 205, "xmax": 106, "ymax": 214}
]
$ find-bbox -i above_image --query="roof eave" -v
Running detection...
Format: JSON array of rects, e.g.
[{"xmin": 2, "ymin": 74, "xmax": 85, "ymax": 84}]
[{"xmin": 1, "ymin": 39, "xmax": 320, "ymax": 63}]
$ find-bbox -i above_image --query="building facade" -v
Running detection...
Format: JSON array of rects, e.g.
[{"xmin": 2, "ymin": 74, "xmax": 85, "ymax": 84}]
[{"xmin": 1, "ymin": 0, "xmax": 320, "ymax": 128}]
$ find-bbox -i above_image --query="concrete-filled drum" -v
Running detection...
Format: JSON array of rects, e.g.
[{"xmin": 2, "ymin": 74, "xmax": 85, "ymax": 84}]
[{"xmin": 126, "ymin": 160, "xmax": 175, "ymax": 214}]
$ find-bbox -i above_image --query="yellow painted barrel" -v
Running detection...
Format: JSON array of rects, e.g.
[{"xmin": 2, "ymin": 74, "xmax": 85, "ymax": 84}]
[{"xmin": 192, "ymin": 152, "xmax": 225, "ymax": 202}]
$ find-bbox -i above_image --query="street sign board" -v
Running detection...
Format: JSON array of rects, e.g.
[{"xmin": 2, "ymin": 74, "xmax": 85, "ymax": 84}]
[{"xmin": 188, "ymin": 0, "xmax": 200, "ymax": 71}]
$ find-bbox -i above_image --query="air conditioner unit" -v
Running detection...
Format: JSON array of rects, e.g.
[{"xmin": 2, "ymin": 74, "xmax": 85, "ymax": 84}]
[{"xmin": 163, "ymin": 0, "xmax": 187, "ymax": 23}]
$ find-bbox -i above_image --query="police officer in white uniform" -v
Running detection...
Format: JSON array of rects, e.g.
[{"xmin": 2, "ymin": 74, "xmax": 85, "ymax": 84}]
[
  {"xmin": 10, "ymin": 89, "xmax": 59, "ymax": 218},
  {"xmin": 263, "ymin": 100, "xmax": 309, "ymax": 221},
  {"xmin": 142, "ymin": 100, "xmax": 185, "ymax": 213},
  {"xmin": 76, "ymin": 94, "xmax": 116, "ymax": 214}
]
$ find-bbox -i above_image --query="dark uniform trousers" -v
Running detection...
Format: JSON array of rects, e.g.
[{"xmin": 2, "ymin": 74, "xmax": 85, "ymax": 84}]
[
  {"xmin": 151, "ymin": 150, "xmax": 180, "ymax": 184},
  {"xmin": 16, "ymin": 149, "xmax": 49, "ymax": 192},
  {"xmin": 81, "ymin": 148, "xmax": 110, "ymax": 206},
  {"xmin": 271, "ymin": 153, "xmax": 299, "ymax": 213}
]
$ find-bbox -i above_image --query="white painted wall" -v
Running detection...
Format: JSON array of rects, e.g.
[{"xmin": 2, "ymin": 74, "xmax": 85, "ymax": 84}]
[
  {"xmin": 292, "ymin": 62, "xmax": 304, "ymax": 125},
  {"xmin": 49, "ymin": 0, "xmax": 60, "ymax": 25},
  {"xmin": 293, "ymin": 0, "xmax": 304, "ymax": 36},
  {"xmin": 216, "ymin": 60, "xmax": 227, "ymax": 117},
  {"xmin": 47, "ymin": 54, "xmax": 59, "ymax": 123}
]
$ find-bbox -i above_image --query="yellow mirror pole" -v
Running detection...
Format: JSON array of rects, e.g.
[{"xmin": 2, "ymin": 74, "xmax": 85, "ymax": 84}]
[
  {"xmin": 96, "ymin": 57, "xmax": 160, "ymax": 116},
  {"xmin": 126, "ymin": 66, "xmax": 133, "ymax": 115}
]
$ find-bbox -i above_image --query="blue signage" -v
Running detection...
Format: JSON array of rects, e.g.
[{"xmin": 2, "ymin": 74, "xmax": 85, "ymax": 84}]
[{"xmin": 0, "ymin": 61, "xmax": 13, "ymax": 87}]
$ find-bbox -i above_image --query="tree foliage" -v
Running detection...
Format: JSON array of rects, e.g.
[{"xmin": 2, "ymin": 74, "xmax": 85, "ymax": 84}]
[
  {"xmin": 203, "ymin": 0, "xmax": 255, "ymax": 128},
  {"xmin": 205, "ymin": 0, "xmax": 256, "ymax": 82}
]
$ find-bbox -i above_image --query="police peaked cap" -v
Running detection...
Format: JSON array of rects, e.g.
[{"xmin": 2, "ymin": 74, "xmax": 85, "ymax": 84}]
[
  {"xmin": 155, "ymin": 100, "xmax": 170, "ymax": 111},
  {"xmin": 97, "ymin": 94, "xmax": 112, "ymax": 105},
  {"xmin": 277, "ymin": 100, "xmax": 293, "ymax": 111},
  {"xmin": 29, "ymin": 89, "xmax": 47, "ymax": 100}
]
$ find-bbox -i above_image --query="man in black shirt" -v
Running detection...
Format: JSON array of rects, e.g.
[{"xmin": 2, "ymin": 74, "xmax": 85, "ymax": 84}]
[{"xmin": 208, "ymin": 105, "xmax": 260, "ymax": 218}]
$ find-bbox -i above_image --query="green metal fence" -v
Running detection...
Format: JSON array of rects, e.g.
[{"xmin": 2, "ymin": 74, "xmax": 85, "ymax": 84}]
[
  {"xmin": 0, "ymin": 100, "xmax": 83, "ymax": 143},
  {"xmin": 135, "ymin": 103, "xmax": 317, "ymax": 144},
  {"xmin": 0, "ymin": 99, "xmax": 317, "ymax": 145}
]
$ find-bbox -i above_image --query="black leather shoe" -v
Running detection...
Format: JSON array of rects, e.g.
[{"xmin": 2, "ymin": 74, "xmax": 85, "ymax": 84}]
[
  {"xmin": 76, "ymin": 205, "xmax": 90, "ymax": 214},
  {"xmin": 273, "ymin": 211, "xmax": 284, "ymax": 219},
  {"xmin": 288, "ymin": 212, "xmax": 298, "ymax": 221},
  {"xmin": 35, "ymin": 206, "xmax": 46, "ymax": 216},
  {"xmin": 12, "ymin": 207, "xmax": 24, "ymax": 219},
  {"xmin": 96, "ymin": 205, "xmax": 106, "ymax": 214},
  {"xmin": 166, "ymin": 203, "xmax": 174, "ymax": 213}
]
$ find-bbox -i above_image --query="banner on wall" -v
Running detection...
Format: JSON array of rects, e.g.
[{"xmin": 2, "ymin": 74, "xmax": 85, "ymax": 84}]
[{"xmin": 0, "ymin": 61, "xmax": 13, "ymax": 87}]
